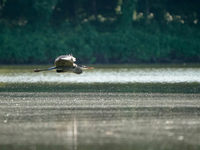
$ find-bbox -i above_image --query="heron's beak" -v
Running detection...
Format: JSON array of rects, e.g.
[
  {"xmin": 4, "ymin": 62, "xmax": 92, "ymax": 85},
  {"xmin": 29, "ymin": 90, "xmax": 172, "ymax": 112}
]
[{"xmin": 85, "ymin": 66, "xmax": 94, "ymax": 69}]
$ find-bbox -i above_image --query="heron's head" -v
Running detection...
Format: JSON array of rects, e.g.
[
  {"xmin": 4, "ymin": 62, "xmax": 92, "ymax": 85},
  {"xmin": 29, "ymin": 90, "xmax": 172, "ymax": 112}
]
[{"xmin": 79, "ymin": 65, "xmax": 94, "ymax": 70}]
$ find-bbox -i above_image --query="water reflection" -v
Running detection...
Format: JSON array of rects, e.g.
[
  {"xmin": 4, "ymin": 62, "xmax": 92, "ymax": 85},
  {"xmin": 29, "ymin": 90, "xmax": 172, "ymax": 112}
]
[{"xmin": 0, "ymin": 65, "xmax": 200, "ymax": 83}]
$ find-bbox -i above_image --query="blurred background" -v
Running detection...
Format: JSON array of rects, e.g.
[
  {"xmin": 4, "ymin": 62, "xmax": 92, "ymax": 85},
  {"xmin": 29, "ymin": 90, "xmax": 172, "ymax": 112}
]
[{"xmin": 0, "ymin": 0, "xmax": 200, "ymax": 64}]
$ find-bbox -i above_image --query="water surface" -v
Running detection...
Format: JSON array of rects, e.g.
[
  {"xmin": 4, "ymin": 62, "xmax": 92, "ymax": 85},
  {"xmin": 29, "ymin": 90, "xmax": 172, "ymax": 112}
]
[
  {"xmin": 0, "ymin": 64, "xmax": 200, "ymax": 83},
  {"xmin": 0, "ymin": 64, "xmax": 200, "ymax": 150}
]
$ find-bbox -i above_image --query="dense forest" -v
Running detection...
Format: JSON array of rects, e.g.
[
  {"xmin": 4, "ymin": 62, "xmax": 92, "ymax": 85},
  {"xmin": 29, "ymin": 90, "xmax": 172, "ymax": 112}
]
[{"xmin": 0, "ymin": 0, "xmax": 200, "ymax": 64}]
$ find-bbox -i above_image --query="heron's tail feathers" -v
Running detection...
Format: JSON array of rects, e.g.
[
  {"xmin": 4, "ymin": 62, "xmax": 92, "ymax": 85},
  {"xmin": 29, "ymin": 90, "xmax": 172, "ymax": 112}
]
[{"xmin": 34, "ymin": 66, "xmax": 56, "ymax": 72}]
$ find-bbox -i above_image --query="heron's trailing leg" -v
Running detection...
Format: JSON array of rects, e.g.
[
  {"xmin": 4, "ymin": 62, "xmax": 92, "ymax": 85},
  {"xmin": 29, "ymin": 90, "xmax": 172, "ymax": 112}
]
[{"xmin": 34, "ymin": 67, "xmax": 56, "ymax": 72}]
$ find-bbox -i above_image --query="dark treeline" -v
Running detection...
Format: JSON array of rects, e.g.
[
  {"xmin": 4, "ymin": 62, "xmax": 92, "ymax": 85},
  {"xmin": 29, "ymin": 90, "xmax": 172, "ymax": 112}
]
[{"xmin": 0, "ymin": 0, "xmax": 200, "ymax": 64}]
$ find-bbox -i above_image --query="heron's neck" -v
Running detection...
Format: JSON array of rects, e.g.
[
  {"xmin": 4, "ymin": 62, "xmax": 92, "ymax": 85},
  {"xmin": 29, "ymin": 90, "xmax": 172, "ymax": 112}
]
[
  {"xmin": 57, "ymin": 67, "xmax": 82, "ymax": 74},
  {"xmin": 73, "ymin": 67, "xmax": 82, "ymax": 74},
  {"xmin": 66, "ymin": 67, "xmax": 82, "ymax": 74}
]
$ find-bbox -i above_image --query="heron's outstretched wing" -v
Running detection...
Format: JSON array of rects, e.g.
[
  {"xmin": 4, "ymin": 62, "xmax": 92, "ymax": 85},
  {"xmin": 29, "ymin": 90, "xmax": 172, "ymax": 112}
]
[{"xmin": 54, "ymin": 54, "xmax": 76, "ymax": 67}]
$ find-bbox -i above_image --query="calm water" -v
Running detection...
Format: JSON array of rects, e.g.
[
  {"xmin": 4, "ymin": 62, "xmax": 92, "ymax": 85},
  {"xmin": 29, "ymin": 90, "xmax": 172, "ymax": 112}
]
[
  {"xmin": 0, "ymin": 64, "xmax": 200, "ymax": 83},
  {"xmin": 0, "ymin": 64, "xmax": 200, "ymax": 150}
]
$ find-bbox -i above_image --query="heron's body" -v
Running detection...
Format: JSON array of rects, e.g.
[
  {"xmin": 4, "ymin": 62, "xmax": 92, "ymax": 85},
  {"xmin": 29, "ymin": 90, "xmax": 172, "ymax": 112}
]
[{"xmin": 34, "ymin": 54, "xmax": 93, "ymax": 74}]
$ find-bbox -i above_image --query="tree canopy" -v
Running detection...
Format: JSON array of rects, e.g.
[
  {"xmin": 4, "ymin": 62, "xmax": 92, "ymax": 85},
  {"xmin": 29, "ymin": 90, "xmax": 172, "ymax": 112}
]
[{"xmin": 0, "ymin": 0, "xmax": 200, "ymax": 64}]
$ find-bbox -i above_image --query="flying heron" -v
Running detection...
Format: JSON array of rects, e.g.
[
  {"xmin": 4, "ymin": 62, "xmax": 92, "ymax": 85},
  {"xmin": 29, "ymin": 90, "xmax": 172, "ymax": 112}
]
[{"xmin": 34, "ymin": 54, "xmax": 94, "ymax": 74}]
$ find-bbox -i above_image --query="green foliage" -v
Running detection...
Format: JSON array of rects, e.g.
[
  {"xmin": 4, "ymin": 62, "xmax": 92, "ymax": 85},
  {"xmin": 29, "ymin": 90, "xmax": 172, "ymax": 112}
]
[
  {"xmin": 0, "ymin": 22, "xmax": 200, "ymax": 64},
  {"xmin": 0, "ymin": 0, "xmax": 200, "ymax": 64}
]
